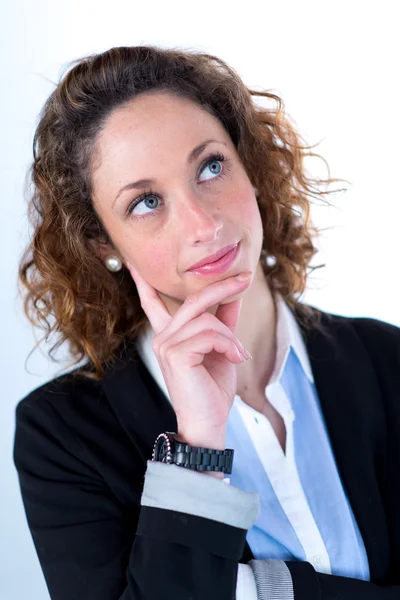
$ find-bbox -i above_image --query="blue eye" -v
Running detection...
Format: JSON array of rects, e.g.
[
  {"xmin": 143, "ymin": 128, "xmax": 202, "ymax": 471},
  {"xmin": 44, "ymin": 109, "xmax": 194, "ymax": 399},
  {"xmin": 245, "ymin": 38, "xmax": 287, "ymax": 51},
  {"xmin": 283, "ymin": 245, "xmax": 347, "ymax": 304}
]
[
  {"xmin": 199, "ymin": 155, "xmax": 223, "ymax": 181},
  {"xmin": 127, "ymin": 152, "xmax": 229, "ymax": 220}
]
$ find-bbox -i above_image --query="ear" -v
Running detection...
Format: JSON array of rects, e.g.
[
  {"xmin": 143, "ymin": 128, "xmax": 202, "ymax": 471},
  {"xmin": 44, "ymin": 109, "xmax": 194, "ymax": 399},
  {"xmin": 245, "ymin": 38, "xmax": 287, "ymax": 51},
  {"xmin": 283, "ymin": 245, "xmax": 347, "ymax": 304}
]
[{"xmin": 88, "ymin": 239, "xmax": 122, "ymax": 264}]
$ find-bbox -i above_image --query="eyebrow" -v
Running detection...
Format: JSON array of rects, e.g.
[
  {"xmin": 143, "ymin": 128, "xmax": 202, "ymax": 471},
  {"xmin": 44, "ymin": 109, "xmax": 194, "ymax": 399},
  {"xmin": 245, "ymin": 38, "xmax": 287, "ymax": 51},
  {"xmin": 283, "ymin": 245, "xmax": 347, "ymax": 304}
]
[{"xmin": 112, "ymin": 139, "xmax": 227, "ymax": 207}]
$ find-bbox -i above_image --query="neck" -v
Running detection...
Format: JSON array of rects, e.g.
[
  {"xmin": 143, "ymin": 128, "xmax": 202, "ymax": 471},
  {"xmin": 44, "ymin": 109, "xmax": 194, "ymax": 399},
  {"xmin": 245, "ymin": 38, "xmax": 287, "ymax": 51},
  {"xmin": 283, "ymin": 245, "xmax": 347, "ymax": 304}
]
[{"xmin": 234, "ymin": 261, "xmax": 277, "ymax": 397}]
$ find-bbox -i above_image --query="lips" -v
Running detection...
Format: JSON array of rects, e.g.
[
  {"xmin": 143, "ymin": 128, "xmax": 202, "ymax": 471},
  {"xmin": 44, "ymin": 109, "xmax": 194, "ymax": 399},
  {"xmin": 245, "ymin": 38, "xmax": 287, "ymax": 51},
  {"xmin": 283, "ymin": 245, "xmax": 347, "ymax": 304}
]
[{"xmin": 187, "ymin": 243, "xmax": 239, "ymax": 271}]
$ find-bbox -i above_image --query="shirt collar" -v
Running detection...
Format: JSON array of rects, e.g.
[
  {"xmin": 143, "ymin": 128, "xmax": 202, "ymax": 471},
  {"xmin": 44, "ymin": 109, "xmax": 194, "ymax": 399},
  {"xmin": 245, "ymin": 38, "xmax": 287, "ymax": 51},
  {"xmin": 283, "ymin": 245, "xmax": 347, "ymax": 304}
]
[
  {"xmin": 135, "ymin": 292, "xmax": 314, "ymax": 403},
  {"xmin": 271, "ymin": 293, "xmax": 314, "ymax": 385}
]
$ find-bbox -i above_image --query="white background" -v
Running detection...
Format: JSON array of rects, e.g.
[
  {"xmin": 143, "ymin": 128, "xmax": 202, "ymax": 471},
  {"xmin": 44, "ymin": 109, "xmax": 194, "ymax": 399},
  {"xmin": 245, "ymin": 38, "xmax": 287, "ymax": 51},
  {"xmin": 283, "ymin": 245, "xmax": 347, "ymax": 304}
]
[{"xmin": 1, "ymin": 1, "xmax": 399, "ymax": 598}]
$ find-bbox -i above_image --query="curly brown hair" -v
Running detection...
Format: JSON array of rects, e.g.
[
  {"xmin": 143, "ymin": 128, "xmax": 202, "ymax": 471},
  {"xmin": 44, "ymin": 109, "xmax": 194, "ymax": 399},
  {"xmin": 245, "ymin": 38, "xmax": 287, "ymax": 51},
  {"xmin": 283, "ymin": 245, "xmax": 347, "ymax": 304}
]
[{"xmin": 18, "ymin": 44, "xmax": 348, "ymax": 382}]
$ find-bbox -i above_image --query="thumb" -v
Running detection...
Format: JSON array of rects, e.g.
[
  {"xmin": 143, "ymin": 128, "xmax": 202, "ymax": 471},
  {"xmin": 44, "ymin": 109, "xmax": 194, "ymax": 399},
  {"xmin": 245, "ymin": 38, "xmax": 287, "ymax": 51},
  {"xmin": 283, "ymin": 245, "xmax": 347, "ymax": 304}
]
[{"xmin": 214, "ymin": 298, "xmax": 243, "ymax": 334}]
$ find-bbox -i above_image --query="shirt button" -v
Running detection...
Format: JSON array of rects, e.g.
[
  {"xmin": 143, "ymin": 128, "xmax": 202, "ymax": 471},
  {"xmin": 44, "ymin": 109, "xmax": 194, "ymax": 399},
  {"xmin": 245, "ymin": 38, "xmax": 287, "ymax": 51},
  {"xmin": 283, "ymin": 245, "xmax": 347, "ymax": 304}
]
[{"xmin": 312, "ymin": 555, "xmax": 322, "ymax": 566}]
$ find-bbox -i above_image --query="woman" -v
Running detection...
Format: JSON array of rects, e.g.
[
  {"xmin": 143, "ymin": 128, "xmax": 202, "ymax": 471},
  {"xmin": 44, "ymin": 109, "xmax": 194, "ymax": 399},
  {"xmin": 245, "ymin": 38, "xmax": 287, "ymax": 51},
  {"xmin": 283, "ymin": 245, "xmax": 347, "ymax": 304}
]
[{"xmin": 13, "ymin": 45, "xmax": 400, "ymax": 600}]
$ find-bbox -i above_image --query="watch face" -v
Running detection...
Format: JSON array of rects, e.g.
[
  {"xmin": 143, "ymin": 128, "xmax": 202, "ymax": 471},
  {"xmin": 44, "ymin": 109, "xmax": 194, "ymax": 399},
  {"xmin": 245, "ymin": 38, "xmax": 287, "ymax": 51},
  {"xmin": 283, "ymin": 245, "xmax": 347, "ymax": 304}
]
[
  {"xmin": 153, "ymin": 435, "xmax": 174, "ymax": 463},
  {"xmin": 158, "ymin": 439, "xmax": 169, "ymax": 462}
]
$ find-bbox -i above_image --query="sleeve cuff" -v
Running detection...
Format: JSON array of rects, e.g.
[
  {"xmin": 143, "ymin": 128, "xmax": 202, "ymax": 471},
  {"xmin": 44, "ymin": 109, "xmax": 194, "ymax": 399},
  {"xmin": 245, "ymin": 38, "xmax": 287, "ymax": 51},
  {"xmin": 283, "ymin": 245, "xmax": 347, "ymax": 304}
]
[
  {"xmin": 249, "ymin": 559, "xmax": 294, "ymax": 599},
  {"xmin": 141, "ymin": 460, "xmax": 260, "ymax": 530}
]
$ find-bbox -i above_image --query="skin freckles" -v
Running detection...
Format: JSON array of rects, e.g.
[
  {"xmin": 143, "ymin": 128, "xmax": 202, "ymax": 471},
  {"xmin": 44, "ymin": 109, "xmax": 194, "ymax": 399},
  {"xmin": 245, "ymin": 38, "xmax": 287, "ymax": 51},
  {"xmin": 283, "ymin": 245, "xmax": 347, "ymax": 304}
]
[{"xmin": 90, "ymin": 90, "xmax": 277, "ymax": 399}]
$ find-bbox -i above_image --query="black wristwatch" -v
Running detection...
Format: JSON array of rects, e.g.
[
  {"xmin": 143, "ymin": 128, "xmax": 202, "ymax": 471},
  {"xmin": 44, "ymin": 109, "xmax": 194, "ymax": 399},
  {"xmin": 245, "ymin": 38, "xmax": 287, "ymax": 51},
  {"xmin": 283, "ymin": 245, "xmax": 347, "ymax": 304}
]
[{"xmin": 151, "ymin": 432, "xmax": 234, "ymax": 475}]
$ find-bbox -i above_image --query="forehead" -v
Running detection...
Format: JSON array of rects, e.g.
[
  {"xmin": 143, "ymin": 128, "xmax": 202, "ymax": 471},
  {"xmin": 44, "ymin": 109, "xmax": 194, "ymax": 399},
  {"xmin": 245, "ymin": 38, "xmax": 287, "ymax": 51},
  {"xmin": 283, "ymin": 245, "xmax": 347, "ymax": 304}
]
[{"xmin": 98, "ymin": 91, "xmax": 227, "ymax": 154}]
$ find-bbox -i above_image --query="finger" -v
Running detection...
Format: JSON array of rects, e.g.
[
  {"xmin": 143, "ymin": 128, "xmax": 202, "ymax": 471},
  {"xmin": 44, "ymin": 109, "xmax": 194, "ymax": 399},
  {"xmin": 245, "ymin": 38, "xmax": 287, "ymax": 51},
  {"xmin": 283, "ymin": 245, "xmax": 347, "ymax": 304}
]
[
  {"xmin": 165, "ymin": 330, "xmax": 246, "ymax": 369},
  {"xmin": 156, "ymin": 310, "xmax": 249, "ymax": 362},
  {"xmin": 156, "ymin": 272, "xmax": 252, "ymax": 345},
  {"xmin": 215, "ymin": 298, "xmax": 243, "ymax": 334},
  {"xmin": 127, "ymin": 262, "xmax": 171, "ymax": 334}
]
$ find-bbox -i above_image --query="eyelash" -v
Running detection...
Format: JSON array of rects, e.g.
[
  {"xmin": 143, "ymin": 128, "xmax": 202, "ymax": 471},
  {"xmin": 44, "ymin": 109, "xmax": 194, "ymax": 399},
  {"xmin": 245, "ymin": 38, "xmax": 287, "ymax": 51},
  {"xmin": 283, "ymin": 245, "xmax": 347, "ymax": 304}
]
[{"xmin": 126, "ymin": 152, "xmax": 230, "ymax": 219}]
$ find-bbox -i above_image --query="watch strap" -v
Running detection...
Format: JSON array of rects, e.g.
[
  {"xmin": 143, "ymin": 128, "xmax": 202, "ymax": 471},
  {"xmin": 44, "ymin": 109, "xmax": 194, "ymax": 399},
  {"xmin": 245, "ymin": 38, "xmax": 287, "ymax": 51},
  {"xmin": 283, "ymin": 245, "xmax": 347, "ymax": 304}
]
[{"xmin": 152, "ymin": 432, "xmax": 234, "ymax": 474}]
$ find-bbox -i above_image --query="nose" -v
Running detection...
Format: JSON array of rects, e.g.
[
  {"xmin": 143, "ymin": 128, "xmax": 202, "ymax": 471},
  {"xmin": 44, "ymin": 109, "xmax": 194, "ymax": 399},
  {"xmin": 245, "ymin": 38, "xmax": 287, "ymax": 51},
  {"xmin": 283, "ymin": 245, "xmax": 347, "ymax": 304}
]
[{"xmin": 173, "ymin": 188, "xmax": 223, "ymax": 243}]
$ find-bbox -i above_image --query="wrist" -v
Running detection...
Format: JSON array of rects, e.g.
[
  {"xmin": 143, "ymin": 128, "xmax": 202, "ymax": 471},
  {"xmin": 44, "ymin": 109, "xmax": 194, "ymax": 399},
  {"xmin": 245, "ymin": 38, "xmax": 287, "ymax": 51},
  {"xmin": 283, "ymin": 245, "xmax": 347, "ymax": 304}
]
[
  {"xmin": 203, "ymin": 470, "xmax": 225, "ymax": 480},
  {"xmin": 176, "ymin": 430, "xmax": 226, "ymax": 451}
]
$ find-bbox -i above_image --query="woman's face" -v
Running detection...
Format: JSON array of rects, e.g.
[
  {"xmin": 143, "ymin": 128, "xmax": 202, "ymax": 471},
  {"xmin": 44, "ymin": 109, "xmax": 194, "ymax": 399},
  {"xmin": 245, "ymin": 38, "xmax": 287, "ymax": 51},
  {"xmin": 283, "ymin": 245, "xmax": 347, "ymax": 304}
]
[{"xmin": 91, "ymin": 90, "xmax": 264, "ymax": 315}]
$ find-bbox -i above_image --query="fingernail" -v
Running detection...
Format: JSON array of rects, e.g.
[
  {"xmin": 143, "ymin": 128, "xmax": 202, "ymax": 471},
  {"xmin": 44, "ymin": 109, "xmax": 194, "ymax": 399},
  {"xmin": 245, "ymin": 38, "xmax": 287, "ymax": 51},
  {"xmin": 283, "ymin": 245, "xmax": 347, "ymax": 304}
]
[
  {"xmin": 244, "ymin": 349, "xmax": 252, "ymax": 360},
  {"xmin": 236, "ymin": 272, "xmax": 252, "ymax": 281}
]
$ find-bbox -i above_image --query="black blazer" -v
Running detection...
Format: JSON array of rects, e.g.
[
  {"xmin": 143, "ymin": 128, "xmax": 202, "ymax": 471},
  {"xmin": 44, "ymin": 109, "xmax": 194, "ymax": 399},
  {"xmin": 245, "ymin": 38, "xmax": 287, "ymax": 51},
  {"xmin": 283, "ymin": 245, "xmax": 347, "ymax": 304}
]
[{"xmin": 13, "ymin": 304, "xmax": 400, "ymax": 600}]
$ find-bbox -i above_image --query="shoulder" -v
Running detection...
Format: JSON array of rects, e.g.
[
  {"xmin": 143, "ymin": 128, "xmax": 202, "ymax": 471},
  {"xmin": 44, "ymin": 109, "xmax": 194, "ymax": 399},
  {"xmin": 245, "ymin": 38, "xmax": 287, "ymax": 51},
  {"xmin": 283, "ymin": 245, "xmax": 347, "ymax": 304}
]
[
  {"xmin": 13, "ymin": 365, "xmax": 112, "ymax": 473},
  {"xmin": 15, "ymin": 337, "xmax": 143, "ymax": 420},
  {"xmin": 15, "ymin": 364, "xmax": 104, "ymax": 425},
  {"xmin": 305, "ymin": 302, "xmax": 400, "ymax": 348},
  {"xmin": 347, "ymin": 315, "xmax": 400, "ymax": 396},
  {"xmin": 348, "ymin": 313, "xmax": 400, "ymax": 345},
  {"xmin": 314, "ymin": 307, "xmax": 400, "ymax": 394},
  {"xmin": 298, "ymin": 303, "xmax": 400, "ymax": 383},
  {"xmin": 328, "ymin": 309, "xmax": 400, "ymax": 363}
]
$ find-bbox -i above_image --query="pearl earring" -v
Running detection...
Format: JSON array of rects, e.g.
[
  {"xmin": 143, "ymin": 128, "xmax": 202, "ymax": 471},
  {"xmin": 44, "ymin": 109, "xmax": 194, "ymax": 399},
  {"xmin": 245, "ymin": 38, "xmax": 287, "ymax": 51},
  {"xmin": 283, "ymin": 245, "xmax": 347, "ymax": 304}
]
[
  {"xmin": 105, "ymin": 255, "xmax": 122, "ymax": 272},
  {"xmin": 253, "ymin": 186, "xmax": 259, "ymax": 197}
]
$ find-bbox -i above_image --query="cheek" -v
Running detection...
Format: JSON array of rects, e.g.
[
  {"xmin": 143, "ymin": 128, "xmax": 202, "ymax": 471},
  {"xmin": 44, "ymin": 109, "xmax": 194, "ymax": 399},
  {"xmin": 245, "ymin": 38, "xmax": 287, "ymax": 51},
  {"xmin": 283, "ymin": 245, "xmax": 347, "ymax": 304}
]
[
  {"xmin": 231, "ymin": 187, "xmax": 262, "ymax": 228},
  {"xmin": 147, "ymin": 254, "xmax": 170, "ymax": 276},
  {"xmin": 131, "ymin": 245, "xmax": 175, "ymax": 288}
]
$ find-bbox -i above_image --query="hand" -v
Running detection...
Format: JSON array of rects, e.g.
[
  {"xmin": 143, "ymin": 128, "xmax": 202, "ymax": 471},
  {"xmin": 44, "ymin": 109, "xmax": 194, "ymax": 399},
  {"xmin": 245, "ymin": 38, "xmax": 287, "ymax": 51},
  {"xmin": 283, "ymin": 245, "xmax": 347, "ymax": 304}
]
[{"xmin": 127, "ymin": 264, "xmax": 253, "ymax": 435}]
